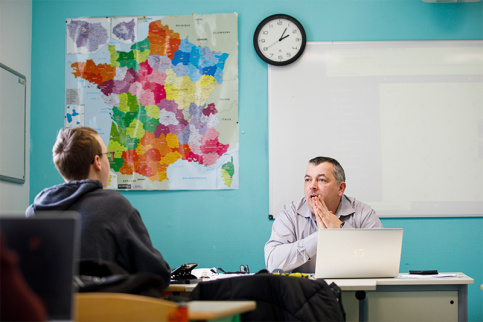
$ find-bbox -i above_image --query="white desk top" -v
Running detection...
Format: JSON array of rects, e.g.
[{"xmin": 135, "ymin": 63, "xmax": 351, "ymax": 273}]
[
  {"xmin": 168, "ymin": 272, "xmax": 474, "ymax": 293},
  {"xmin": 325, "ymin": 272, "xmax": 474, "ymax": 291}
]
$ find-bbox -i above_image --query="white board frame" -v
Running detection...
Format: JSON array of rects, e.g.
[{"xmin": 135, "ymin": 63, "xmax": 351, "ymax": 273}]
[
  {"xmin": 0, "ymin": 63, "xmax": 26, "ymax": 184},
  {"xmin": 269, "ymin": 41, "xmax": 483, "ymax": 218}
]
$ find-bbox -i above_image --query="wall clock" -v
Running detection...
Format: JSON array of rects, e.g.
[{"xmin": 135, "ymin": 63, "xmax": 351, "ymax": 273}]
[{"xmin": 253, "ymin": 14, "xmax": 307, "ymax": 66}]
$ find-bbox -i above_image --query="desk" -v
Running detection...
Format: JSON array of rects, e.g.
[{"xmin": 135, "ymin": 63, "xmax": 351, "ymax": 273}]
[
  {"xmin": 168, "ymin": 273, "xmax": 473, "ymax": 322},
  {"xmin": 165, "ymin": 283, "xmax": 198, "ymax": 298},
  {"xmin": 189, "ymin": 301, "xmax": 256, "ymax": 321},
  {"xmin": 75, "ymin": 292, "xmax": 255, "ymax": 322},
  {"xmin": 325, "ymin": 273, "xmax": 474, "ymax": 322},
  {"xmin": 167, "ymin": 283, "xmax": 256, "ymax": 320}
]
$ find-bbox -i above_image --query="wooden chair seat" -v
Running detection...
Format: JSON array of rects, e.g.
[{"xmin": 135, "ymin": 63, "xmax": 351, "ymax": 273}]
[{"xmin": 75, "ymin": 292, "xmax": 178, "ymax": 322}]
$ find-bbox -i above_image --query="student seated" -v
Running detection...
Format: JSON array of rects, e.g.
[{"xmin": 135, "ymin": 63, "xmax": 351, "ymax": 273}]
[{"xmin": 26, "ymin": 127, "xmax": 171, "ymax": 288}]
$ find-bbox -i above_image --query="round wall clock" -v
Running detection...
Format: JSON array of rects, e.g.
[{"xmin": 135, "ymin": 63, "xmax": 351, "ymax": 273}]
[{"xmin": 253, "ymin": 14, "xmax": 307, "ymax": 66}]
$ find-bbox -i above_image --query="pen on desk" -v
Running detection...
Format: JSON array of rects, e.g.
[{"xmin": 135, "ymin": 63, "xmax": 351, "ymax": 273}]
[{"xmin": 272, "ymin": 272, "xmax": 308, "ymax": 278}]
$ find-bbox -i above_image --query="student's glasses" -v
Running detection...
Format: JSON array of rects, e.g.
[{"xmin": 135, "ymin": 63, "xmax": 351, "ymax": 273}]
[{"xmin": 91, "ymin": 151, "xmax": 115, "ymax": 163}]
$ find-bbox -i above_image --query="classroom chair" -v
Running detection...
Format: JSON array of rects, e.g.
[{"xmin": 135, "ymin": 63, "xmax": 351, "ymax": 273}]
[{"xmin": 75, "ymin": 292, "xmax": 180, "ymax": 322}]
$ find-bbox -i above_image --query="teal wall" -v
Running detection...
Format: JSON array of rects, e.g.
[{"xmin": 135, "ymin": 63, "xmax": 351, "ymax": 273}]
[{"xmin": 31, "ymin": 0, "xmax": 483, "ymax": 320}]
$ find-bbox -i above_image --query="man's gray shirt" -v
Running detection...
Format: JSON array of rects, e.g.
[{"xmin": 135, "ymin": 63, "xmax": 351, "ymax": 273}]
[{"xmin": 264, "ymin": 195, "xmax": 383, "ymax": 273}]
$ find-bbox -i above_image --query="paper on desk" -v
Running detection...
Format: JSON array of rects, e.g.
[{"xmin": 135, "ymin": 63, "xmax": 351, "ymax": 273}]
[
  {"xmin": 399, "ymin": 273, "xmax": 460, "ymax": 279},
  {"xmin": 192, "ymin": 268, "xmax": 251, "ymax": 280},
  {"xmin": 192, "ymin": 268, "xmax": 218, "ymax": 279}
]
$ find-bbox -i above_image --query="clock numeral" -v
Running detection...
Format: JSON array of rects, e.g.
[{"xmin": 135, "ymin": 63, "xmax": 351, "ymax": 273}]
[
  {"xmin": 292, "ymin": 46, "xmax": 299, "ymax": 50},
  {"xmin": 277, "ymin": 20, "xmax": 283, "ymax": 25},
  {"xmin": 263, "ymin": 31, "xmax": 268, "ymax": 35},
  {"xmin": 295, "ymin": 38, "xmax": 301, "ymax": 42},
  {"xmin": 286, "ymin": 53, "xmax": 292, "ymax": 58},
  {"xmin": 260, "ymin": 39, "xmax": 266, "ymax": 43},
  {"xmin": 292, "ymin": 29, "xmax": 298, "ymax": 34},
  {"xmin": 278, "ymin": 55, "xmax": 283, "ymax": 60},
  {"xmin": 263, "ymin": 47, "xmax": 268, "ymax": 52}
]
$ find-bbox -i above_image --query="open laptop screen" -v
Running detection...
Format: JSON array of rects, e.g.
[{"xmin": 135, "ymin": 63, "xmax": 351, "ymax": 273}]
[
  {"xmin": 315, "ymin": 228, "xmax": 403, "ymax": 279},
  {"xmin": 0, "ymin": 212, "xmax": 79, "ymax": 321}
]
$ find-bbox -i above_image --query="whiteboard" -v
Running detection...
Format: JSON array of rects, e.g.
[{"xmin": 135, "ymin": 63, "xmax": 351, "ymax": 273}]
[
  {"xmin": 269, "ymin": 41, "xmax": 483, "ymax": 218},
  {"xmin": 0, "ymin": 63, "xmax": 26, "ymax": 184}
]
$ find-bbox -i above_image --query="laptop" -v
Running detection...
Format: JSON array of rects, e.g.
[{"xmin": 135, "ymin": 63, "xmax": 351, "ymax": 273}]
[
  {"xmin": 314, "ymin": 228, "xmax": 403, "ymax": 279},
  {"xmin": 0, "ymin": 212, "xmax": 79, "ymax": 321}
]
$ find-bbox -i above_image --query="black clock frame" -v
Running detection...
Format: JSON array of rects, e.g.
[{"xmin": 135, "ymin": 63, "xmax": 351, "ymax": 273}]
[{"xmin": 253, "ymin": 14, "xmax": 307, "ymax": 66}]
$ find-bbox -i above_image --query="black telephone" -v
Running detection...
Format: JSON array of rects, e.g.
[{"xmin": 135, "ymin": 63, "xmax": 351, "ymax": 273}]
[{"xmin": 171, "ymin": 263, "xmax": 198, "ymax": 283}]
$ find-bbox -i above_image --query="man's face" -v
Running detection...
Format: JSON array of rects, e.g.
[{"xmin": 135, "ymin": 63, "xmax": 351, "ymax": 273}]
[
  {"xmin": 304, "ymin": 162, "xmax": 345, "ymax": 214},
  {"xmin": 94, "ymin": 134, "xmax": 110, "ymax": 188}
]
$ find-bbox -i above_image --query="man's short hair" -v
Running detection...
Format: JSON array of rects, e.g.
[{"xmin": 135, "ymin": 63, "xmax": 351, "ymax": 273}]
[
  {"xmin": 309, "ymin": 156, "xmax": 346, "ymax": 183},
  {"xmin": 53, "ymin": 127, "xmax": 101, "ymax": 181}
]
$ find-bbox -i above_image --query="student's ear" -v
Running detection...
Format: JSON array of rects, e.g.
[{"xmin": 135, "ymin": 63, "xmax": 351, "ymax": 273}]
[
  {"xmin": 92, "ymin": 155, "xmax": 102, "ymax": 171},
  {"xmin": 338, "ymin": 181, "xmax": 346, "ymax": 197}
]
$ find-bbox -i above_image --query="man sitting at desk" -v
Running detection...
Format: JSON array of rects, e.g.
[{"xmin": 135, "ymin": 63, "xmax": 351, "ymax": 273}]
[
  {"xmin": 264, "ymin": 156, "xmax": 382, "ymax": 273},
  {"xmin": 26, "ymin": 127, "xmax": 171, "ymax": 288}
]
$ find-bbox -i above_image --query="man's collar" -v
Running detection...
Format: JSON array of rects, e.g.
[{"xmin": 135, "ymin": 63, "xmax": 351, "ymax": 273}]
[{"xmin": 335, "ymin": 195, "xmax": 356, "ymax": 218}]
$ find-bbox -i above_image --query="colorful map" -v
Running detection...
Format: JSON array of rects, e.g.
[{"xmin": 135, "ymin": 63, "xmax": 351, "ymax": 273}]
[{"xmin": 65, "ymin": 14, "xmax": 238, "ymax": 190}]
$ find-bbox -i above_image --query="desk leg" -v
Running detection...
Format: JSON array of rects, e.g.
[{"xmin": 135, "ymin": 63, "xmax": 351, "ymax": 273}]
[
  {"xmin": 355, "ymin": 291, "xmax": 368, "ymax": 322},
  {"xmin": 458, "ymin": 284, "xmax": 468, "ymax": 322}
]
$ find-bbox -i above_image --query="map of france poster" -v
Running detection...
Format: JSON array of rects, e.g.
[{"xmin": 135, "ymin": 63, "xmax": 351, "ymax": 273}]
[{"xmin": 65, "ymin": 13, "xmax": 238, "ymax": 190}]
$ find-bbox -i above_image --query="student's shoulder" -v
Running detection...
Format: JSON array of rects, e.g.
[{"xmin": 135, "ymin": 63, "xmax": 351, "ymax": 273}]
[
  {"xmin": 94, "ymin": 189, "xmax": 134, "ymax": 207},
  {"xmin": 99, "ymin": 188, "xmax": 129, "ymax": 199}
]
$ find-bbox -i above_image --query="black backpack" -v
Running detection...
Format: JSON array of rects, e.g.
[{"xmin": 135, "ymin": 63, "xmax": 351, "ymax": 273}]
[{"xmin": 190, "ymin": 274, "xmax": 345, "ymax": 321}]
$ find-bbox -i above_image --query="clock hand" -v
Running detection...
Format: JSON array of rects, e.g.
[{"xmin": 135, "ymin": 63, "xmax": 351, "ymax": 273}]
[
  {"xmin": 280, "ymin": 34, "xmax": 290, "ymax": 41},
  {"xmin": 264, "ymin": 29, "xmax": 290, "ymax": 49},
  {"xmin": 266, "ymin": 40, "xmax": 280, "ymax": 48},
  {"xmin": 279, "ymin": 28, "xmax": 287, "ymax": 41}
]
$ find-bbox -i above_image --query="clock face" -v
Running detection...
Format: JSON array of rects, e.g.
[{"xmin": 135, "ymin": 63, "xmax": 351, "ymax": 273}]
[{"xmin": 253, "ymin": 14, "xmax": 307, "ymax": 66}]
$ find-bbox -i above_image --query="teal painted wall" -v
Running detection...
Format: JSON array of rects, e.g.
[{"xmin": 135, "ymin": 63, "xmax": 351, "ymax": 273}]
[{"xmin": 31, "ymin": 0, "xmax": 483, "ymax": 320}]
